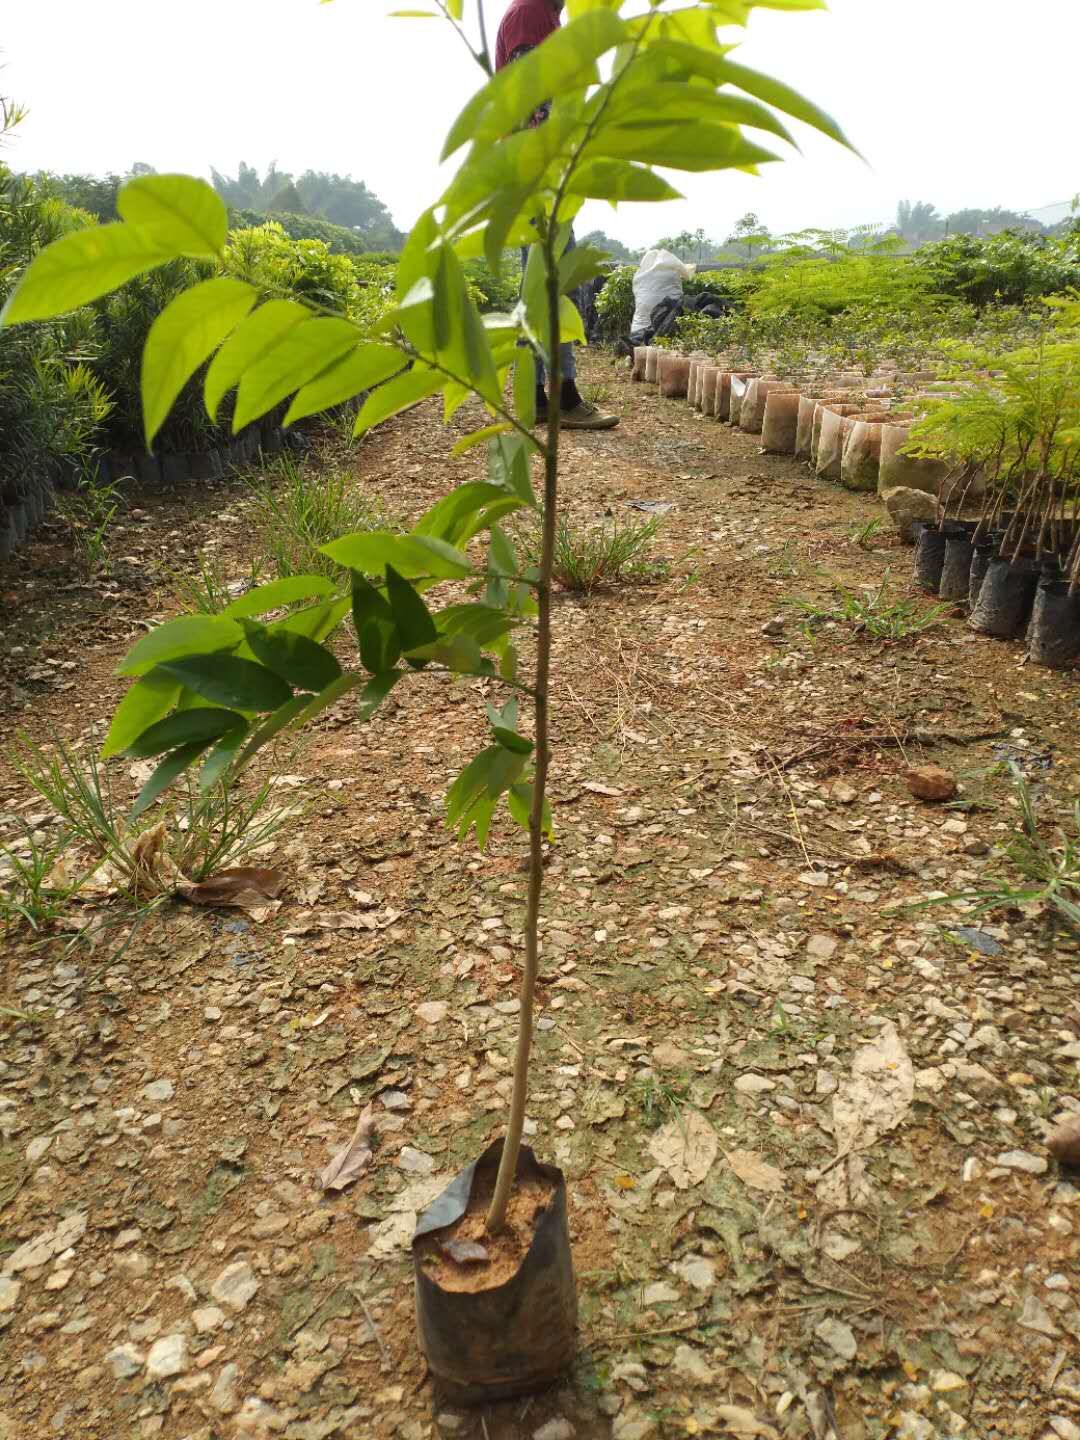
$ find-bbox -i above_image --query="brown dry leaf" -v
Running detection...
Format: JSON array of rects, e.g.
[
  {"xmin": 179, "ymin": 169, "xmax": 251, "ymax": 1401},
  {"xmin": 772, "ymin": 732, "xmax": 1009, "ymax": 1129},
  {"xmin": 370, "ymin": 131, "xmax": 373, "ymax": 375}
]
[
  {"xmin": 319, "ymin": 1105, "xmax": 377, "ymax": 1192},
  {"xmin": 128, "ymin": 821, "xmax": 181, "ymax": 897},
  {"xmin": 321, "ymin": 910, "xmax": 378, "ymax": 932},
  {"xmin": 178, "ymin": 867, "xmax": 286, "ymax": 922},
  {"xmin": 725, "ymin": 1149, "xmax": 785, "ymax": 1194},
  {"xmin": 648, "ymin": 1109, "xmax": 718, "ymax": 1189},
  {"xmin": 713, "ymin": 1405, "xmax": 779, "ymax": 1439}
]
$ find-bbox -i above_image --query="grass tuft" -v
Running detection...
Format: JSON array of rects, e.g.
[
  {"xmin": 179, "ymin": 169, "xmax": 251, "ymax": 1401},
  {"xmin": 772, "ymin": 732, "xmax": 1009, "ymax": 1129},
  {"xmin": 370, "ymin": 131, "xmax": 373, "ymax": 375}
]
[{"xmin": 520, "ymin": 514, "xmax": 667, "ymax": 595}]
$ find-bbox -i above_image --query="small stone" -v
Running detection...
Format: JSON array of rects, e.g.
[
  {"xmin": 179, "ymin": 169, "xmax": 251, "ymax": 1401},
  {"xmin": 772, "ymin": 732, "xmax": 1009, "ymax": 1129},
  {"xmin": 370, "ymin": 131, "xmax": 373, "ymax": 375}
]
[
  {"xmin": 1046, "ymin": 1273, "xmax": 1071, "ymax": 1291},
  {"xmin": 416, "ymin": 1002, "xmax": 448, "ymax": 1025},
  {"xmin": 209, "ymin": 1362, "xmax": 240, "ymax": 1413},
  {"xmin": 734, "ymin": 1073, "xmax": 775, "ymax": 1095},
  {"xmin": 815, "ymin": 1317, "xmax": 857, "ymax": 1360},
  {"xmin": 930, "ymin": 1370, "xmax": 967, "ymax": 1392},
  {"xmin": 113, "ymin": 1228, "xmax": 141, "ymax": 1250},
  {"xmin": 1047, "ymin": 1114, "xmax": 1080, "ymax": 1168},
  {"xmin": 204, "ymin": 1007, "xmax": 222, "ymax": 1022},
  {"xmin": 895, "ymin": 1414, "xmax": 935, "ymax": 1440},
  {"xmin": 437, "ymin": 1416, "xmax": 466, "ymax": 1436},
  {"xmin": 105, "ymin": 1344, "xmax": 144, "ymax": 1380},
  {"xmin": 25, "ymin": 1136, "xmax": 52, "ymax": 1164},
  {"xmin": 673, "ymin": 1256, "xmax": 715, "ymax": 1290},
  {"xmin": 45, "ymin": 1269, "xmax": 72, "ymax": 1291},
  {"xmin": 533, "ymin": 1420, "xmax": 575, "ymax": 1440},
  {"xmin": 831, "ymin": 782, "xmax": 857, "ymax": 805},
  {"xmin": 192, "ymin": 1306, "xmax": 226, "ymax": 1333},
  {"xmin": 761, "ymin": 617, "xmax": 785, "ymax": 637},
  {"xmin": 142, "ymin": 1079, "xmax": 175, "ymax": 1103},
  {"xmin": 671, "ymin": 1344, "xmax": 713, "ymax": 1384},
  {"xmin": 295, "ymin": 1211, "xmax": 331, "ymax": 1241},
  {"xmin": 612, "ymin": 1415, "xmax": 656, "ymax": 1440},
  {"xmin": 0, "ymin": 1279, "xmax": 21, "ymax": 1312},
  {"xmin": 146, "ymin": 1333, "xmax": 189, "ymax": 1380},
  {"xmin": 380, "ymin": 1090, "xmax": 411, "ymax": 1112},
  {"xmin": 642, "ymin": 1281, "xmax": 681, "ymax": 1305},
  {"xmin": 652, "ymin": 1041, "xmax": 690, "ymax": 1069},
  {"xmin": 397, "ymin": 1147, "xmax": 435, "ymax": 1174},
  {"xmin": 882, "ymin": 485, "xmax": 938, "ymax": 542},
  {"xmin": 115, "ymin": 1252, "xmax": 150, "ymax": 1279},
  {"xmin": 1018, "ymin": 1293, "xmax": 1059, "ymax": 1336},
  {"xmin": 1049, "ymin": 1417, "xmax": 1080, "ymax": 1440},
  {"xmin": 806, "ymin": 933, "xmax": 837, "ymax": 960},
  {"xmin": 996, "ymin": 1149, "xmax": 1049, "ymax": 1175},
  {"xmin": 210, "ymin": 1261, "xmax": 260, "ymax": 1312},
  {"xmin": 906, "ymin": 765, "xmax": 957, "ymax": 803}
]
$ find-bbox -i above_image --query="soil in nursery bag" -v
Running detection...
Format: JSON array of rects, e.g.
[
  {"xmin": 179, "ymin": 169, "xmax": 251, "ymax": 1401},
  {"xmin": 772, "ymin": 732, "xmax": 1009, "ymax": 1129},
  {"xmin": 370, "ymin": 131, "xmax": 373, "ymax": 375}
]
[
  {"xmin": 913, "ymin": 523, "xmax": 949, "ymax": 592},
  {"xmin": 1027, "ymin": 579, "xmax": 1080, "ymax": 668},
  {"xmin": 969, "ymin": 555, "xmax": 1040, "ymax": 638},
  {"xmin": 939, "ymin": 531, "xmax": 976, "ymax": 601},
  {"xmin": 969, "ymin": 539, "xmax": 995, "ymax": 608},
  {"xmin": 412, "ymin": 1139, "xmax": 577, "ymax": 1404}
]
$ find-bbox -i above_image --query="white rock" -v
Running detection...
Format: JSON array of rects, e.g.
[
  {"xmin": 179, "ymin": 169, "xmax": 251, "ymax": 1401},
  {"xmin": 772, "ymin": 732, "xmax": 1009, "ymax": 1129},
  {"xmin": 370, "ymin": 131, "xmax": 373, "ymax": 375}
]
[
  {"xmin": 734, "ymin": 1073, "xmax": 776, "ymax": 1095},
  {"xmin": 25, "ymin": 1136, "xmax": 52, "ymax": 1164},
  {"xmin": 1050, "ymin": 1418, "xmax": 1080, "ymax": 1440},
  {"xmin": 142, "ymin": 1079, "xmax": 174, "ymax": 1103},
  {"xmin": 210, "ymin": 1362, "xmax": 240, "ymax": 1413},
  {"xmin": 533, "ymin": 1420, "xmax": 575, "ymax": 1440},
  {"xmin": 397, "ymin": 1147, "xmax": 435, "ymax": 1174},
  {"xmin": 671, "ymin": 1343, "xmax": 712, "ymax": 1383},
  {"xmin": 104, "ymin": 1344, "xmax": 144, "ymax": 1380},
  {"xmin": 416, "ymin": 1002, "xmax": 449, "ymax": 1025},
  {"xmin": 806, "ymin": 934, "xmax": 838, "ymax": 960},
  {"xmin": 210, "ymin": 1261, "xmax": 260, "ymax": 1312},
  {"xmin": 642, "ymin": 1281, "xmax": 681, "ymax": 1305},
  {"xmin": 815, "ymin": 1317, "xmax": 857, "ymax": 1360},
  {"xmin": 895, "ymin": 1414, "xmax": 935, "ymax": 1440},
  {"xmin": 996, "ymin": 1150, "xmax": 1048, "ymax": 1175},
  {"xmin": 930, "ymin": 1370, "xmax": 967, "ymax": 1392},
  {"xmin": 673, "ymin": 1256, "xmax": 715, "ymax": 1290},
  {"xmin": 192, "ymin": 1306, "xmax": 226, "ymax": 1333},
  {"xmin": 146, "ymin": 1333, "xmax": 189, "ymax": 1379},
  {"xmin": 1018, "ymin": 1294, "xmax": 1059, "ymax": 1336},
  {"xmin": 0, "ymin": 1279, "xmax": 20, "ymax": 1312}
]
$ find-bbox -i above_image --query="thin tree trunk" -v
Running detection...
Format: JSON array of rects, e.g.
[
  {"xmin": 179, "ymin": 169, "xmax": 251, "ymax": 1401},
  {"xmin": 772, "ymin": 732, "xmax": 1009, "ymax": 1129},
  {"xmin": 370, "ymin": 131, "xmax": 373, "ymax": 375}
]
[{"xmin": 485, "ymin": 229, "xmax": 561, "ymax": 1234}]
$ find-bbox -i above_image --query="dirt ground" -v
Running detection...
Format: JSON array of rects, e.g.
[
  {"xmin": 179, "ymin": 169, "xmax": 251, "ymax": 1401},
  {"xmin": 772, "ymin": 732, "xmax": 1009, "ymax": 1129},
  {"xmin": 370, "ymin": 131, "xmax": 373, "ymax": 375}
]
[{"xmin": 1, "ymin": 354, "xmax": 1079, "ymax": 1440}]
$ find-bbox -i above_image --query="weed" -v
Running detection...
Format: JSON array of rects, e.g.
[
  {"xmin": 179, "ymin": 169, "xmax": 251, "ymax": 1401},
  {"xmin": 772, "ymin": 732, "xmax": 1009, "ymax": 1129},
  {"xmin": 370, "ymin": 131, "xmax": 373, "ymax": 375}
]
[
  {"xmin": 915, "ymin": 764, "xmax": 1080, "ymax": 930},
  {"xmin": 519, "ymin": 514, "xmax": 666, "ymax": 594},
  {"xmin": 630, "ymin": 1074, "xmax": 690, "ymax": 1130},
  {"xmin": 10, "ymin": 732, "xmax": 295, "ymax": 901},
  {"xmin": 248, "ymin": 454, "xmax": 383, "ymax": 580},
  {"xmin": 57, "ymin": 472, "xmax": 124, "ymax": 576},
  {"xmin": 767, "ymin": 543, "xmax": 799, "ymax": 579},
  {"xmin": 849, "ymin": 516, "xmax": 886, "ymax": 550},
  {"xmin": 0, "ymin": 821, "xmax": 84, "ymax": 932},
  {"xmin": 786, "ymin": 575, "xmax": 949, "ymax": 641},
  {"xmin": 173, "ymin": 551, "xmax": 267, "ymax": 615},
  {"xmin": 581, "ymin": 380, "xmax": 613, "ymax": 408}
]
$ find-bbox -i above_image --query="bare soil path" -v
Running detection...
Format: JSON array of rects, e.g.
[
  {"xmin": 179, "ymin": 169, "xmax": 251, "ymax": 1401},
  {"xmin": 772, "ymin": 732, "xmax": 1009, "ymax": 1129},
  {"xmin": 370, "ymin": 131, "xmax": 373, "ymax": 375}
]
[{"xmin": 1, "ymin": 356, "xmax": 1078, "ymax": 1440}]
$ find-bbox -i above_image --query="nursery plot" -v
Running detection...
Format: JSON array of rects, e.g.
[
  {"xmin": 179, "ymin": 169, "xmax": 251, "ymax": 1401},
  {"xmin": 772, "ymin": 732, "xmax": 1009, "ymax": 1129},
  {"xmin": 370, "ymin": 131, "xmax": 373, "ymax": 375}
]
[{"xmin": 1, "ymin": 357, "xmax": 1078, "ymax": 1440}]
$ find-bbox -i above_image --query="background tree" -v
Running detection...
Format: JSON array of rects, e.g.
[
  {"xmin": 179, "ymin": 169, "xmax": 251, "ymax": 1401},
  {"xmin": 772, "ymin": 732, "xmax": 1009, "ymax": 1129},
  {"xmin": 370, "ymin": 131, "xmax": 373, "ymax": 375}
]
[
  {"xmin": 896, "ymin": 198, "xmax": 944, "ymax": 245},
  {"xmin": 578, "ymin": 228, "xmax": 640, "ymax": 264}
]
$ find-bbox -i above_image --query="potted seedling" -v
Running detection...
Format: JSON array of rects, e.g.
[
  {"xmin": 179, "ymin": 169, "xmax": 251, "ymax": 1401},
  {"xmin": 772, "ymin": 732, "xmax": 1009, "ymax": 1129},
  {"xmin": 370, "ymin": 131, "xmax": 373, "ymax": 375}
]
[{"xmin": 1, "ymin": 0, "xmax": 850, "ymax": 1400}]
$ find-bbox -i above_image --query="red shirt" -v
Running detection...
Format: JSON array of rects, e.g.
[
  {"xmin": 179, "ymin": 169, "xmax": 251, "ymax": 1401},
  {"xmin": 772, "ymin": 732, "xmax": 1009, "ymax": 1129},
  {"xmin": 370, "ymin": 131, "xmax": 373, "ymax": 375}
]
[{"xmin": 495, "ymin": 0, "xmax": 561, "ymax": 71}]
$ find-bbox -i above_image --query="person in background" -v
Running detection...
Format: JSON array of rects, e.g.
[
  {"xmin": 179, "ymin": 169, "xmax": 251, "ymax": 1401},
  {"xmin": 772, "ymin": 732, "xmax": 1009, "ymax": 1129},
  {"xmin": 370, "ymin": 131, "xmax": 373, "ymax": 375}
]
[{"xmin": 496, "ymin": 0, "xmax": 620, "ymax": 431}]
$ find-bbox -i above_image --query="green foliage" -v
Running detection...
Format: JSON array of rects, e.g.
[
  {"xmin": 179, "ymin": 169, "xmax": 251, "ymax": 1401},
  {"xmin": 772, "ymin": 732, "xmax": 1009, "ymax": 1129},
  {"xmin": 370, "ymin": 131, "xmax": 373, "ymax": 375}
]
[
  {"xmin": 787, "ymin": 577, "xmax": 950, "ymax": 640},
  {"xmin": 212, "ymin": 163, "xmax": 403, "ymax": 250},
  {"xmin": 910, "ymin": 230, "xmax": 1080, "ymax": 308},
  {"xmin": 519, "ymin": 513, "xmax": 666, "ymax": 594},
  {"xmin": 578, "ymin": 229, "xmax": 640, "ymax": 264},
  {"xmin": 247, "ymin": 453, "xmax": 385, "ymax": 581},
  {"xmin": 231, "ymin": 207, "xmax": 376, "ymax": 256}
]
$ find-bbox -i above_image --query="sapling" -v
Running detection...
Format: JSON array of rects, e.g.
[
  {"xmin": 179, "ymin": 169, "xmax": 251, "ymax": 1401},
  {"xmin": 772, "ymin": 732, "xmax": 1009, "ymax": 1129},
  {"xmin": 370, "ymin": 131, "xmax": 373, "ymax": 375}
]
[{"xmin": 1, "ymin": 0, "xmax": 851, "ymax": 1246}]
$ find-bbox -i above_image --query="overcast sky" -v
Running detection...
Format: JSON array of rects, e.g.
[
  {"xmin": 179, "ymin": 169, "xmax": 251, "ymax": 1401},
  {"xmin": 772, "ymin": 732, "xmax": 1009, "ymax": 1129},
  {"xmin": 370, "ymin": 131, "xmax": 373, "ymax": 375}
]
[{"xmin": 3, "ymin": 1, "xmax": 1077, "ymax": 246}]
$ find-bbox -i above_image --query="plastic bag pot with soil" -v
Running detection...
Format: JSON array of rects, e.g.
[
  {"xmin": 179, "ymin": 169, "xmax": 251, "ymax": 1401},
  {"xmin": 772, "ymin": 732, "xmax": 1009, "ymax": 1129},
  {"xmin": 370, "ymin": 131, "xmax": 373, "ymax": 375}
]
[
  {"xmin": 816, "ymin": 407, "xmax": 861, "ymax": 482},
  {"xmin": 840, "ymin": 416, "xmax": 889, "ymax": 492},
  {"xmin": 631, "ymin": 346, "xmax": 648, "ymax": 381},
  {"xmin": 913, "ymin": 523, "xmax": 949, "ymax": 592},
  {"xmin": 413, "ymin": 1139, "xmax": 576, "ymax": 1405},
  {"xmin": 714, "ymin": 371, "xmax": 732, "ymax": 422},
  {"xmin": 659, "ymin": 353, "xmax": 690, "ymax": 399},
  {"xmin": 1027, "ymin": 580, "xmax": 1080, "ymax": 668},
  {"xmin": 687, "ymin": 361, "xmax": 702, "ymax": 408},
  {"xmin": 644, "ymin": 347, "xmax": 659, "ymax": 384},
  {"xmin": 939, "ymin": 530, "xmax": 976, "ymax": 601},
  {"xmin": 969, "ymin": 555, "xmax": 1040, "ymax": 638},
  {"xmin": 741, "ymin": 380, "xmax": 793, "ymax": 436},
  {"xmin": 795, "ymin": 395, "xmax": 819, "ymax": 459},
  {"xmin": 762, "ymin": 390, "xmax": 801, "ymax": 453},
  {"xmin": 968, "ymin": 540, "xmax": 995, "ymax": 607},
  {"xmin": 700, "ymin": 365, "xmax": 720, "ymax": 417},
  {"xmin": 878, "ymin": 423, "xmax": 948, "ymax": 496}
]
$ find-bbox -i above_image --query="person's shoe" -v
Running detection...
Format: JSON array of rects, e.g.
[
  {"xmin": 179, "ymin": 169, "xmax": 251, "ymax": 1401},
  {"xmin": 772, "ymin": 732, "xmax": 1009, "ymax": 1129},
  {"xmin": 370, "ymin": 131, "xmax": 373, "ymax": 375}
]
[{"xmin": 561, "ymin": 400, "xmax": 620, "ymax": 431}]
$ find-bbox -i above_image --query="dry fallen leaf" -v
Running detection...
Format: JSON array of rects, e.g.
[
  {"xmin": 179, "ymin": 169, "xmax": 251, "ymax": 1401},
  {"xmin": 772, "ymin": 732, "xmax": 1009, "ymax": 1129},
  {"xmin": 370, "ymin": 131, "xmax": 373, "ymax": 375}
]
[
  {"xmin": 714, "ymin": 1405, "xmax": 779, "ymax": 1439},
  {"xmin": 648, "ymin": 1109, "xmax": 718, "ymax": 1189},
  {"xmin": 725, "ymin": 1149, "xmax": 785, "ymax": 1194},
  {"xmin": 318, "ymin": 1105, "xmax": 377, "ymax": 1192},
  {"xmin": 178, "ymin": 867, "xmax": 286, "ymax": 923}
]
